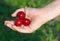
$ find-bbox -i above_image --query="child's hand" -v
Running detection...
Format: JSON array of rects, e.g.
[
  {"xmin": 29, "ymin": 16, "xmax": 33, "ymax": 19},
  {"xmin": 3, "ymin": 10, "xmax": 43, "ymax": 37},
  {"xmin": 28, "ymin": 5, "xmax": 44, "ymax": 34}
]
[
  {"xmin": 4, "ymin": 0, "xmax": 60, "ymax": 33},
  {"xmin": 4, "ymin": 8, "xmax": 45, "ymax": 33}
]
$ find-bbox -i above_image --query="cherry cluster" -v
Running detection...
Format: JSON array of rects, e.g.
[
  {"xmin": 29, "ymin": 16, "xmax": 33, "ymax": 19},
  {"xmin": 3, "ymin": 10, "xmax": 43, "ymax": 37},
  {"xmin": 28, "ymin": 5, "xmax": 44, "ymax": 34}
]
[{"xmin": 14, "ymin": 11, "xmax": 31, "ymax": 26}]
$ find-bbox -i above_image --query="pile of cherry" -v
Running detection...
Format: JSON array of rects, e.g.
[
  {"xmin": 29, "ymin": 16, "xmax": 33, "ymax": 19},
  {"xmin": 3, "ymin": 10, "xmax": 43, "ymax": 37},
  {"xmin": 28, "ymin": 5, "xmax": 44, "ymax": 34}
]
[{"xmin": 14, "ymin": 11, "xmax": 31, "ymax": 26}]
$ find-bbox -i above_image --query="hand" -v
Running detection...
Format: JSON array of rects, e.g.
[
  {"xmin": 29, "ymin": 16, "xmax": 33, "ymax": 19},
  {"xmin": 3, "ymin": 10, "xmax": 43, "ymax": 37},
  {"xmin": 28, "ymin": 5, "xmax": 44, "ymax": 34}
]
[
  {"xmin": 4, "ymin": 0, "xmax": 60, "ymax": 33},
  {"xmin": 4, "ymin": 8, "xmax": 48, "ymax": 33}
]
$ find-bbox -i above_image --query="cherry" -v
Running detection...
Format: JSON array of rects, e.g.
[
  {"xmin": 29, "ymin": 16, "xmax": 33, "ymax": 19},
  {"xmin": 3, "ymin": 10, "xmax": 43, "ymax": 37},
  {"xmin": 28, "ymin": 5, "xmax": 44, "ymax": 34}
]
[
  {"xmin": 23, "ymin": 18, "xmax": 31, "ymax": 26},
  {"xmin": 14, "ymin": 19, "xmax": 23, "ymax": 26},
  {"xmin": 17, "ymin": 11, "xmax": 25, "ymax": 20},
  {"xmin": 15, "ymin": 11, "xmax": 31, "ymax": 26}
]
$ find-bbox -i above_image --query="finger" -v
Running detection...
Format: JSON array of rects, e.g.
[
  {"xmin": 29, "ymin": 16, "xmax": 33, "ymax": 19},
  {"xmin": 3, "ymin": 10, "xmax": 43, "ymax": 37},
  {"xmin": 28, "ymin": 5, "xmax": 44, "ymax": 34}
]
[
  {"xmin": 4, "ymin": 21, "xmax": 13, "ymax": 25},
  {"xmin": 12, "ymin": 25, "xmax": 33, "ymax": 33},
  {"xmin": 23, "ymin": 26, "xmax": 31, "ymax": 32},
  {"xmin": 11, "ymin": 8, "xmax": 24, "ymax": 17},
  {"xmin": 12, "ymin": 25, "xmax": 27, "ymax": 33},
  {"xmin": 4, "ymin": 21, "xmax": 16, "ymax": 30}
]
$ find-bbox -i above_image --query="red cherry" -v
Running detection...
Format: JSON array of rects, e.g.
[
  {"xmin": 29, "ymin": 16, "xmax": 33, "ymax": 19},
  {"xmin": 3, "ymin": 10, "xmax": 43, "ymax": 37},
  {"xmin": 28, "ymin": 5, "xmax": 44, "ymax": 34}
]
[
  {"xmin": 23, "ymin": 18, "xmax": 31, "ymax": 26},
  {"xmin": 14, "ymin": 19, "xmax": 23, "ymax": 26},
  {"xmin": 17, "ymin": 11, "xmax": 25, "ymax": 20}
]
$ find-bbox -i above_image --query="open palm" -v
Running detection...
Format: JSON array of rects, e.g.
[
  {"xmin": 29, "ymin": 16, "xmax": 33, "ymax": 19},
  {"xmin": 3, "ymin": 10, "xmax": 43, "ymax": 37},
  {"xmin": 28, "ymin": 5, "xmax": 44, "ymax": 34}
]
[
  {"xmin": 4, "ymin": 6, "xmax": 59, "ymax": 33},
  {"xmin": 4, "ymin": 8, "xmax": 45, "ymax": 33}
]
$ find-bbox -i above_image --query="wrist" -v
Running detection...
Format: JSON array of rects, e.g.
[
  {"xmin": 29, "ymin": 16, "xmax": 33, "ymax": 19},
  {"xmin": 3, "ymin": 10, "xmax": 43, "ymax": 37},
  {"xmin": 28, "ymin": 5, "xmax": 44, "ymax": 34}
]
[{"xmin": 55, "ymin": 0, "xmax": 60, "ymax": 2}]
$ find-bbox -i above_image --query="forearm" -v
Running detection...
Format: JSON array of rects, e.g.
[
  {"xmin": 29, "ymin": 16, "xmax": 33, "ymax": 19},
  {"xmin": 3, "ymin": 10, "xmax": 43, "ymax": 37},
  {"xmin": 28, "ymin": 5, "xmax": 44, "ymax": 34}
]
[{"xmin": 40, "ymin": 0, "xmax": 60, "ymax": 21}]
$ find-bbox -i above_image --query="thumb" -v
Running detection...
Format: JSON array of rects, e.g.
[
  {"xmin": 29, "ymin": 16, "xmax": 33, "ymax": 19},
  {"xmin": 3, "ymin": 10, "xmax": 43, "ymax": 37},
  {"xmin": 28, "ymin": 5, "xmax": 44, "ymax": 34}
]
[{"xmin": 11, "ymin": 8, "xmax": 24, "ymax": 17}]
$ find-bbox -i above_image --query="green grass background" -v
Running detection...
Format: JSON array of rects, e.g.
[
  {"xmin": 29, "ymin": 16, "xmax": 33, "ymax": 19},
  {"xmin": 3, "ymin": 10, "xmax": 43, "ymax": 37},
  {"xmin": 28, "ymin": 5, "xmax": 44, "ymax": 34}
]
[{"xmin": 0, "ymin": 0, "xmax": 60, "ymax": 41}]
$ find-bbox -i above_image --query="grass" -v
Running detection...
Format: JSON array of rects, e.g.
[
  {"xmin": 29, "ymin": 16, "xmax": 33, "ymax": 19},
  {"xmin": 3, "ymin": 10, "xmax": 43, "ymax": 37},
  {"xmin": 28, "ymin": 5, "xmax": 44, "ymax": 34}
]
[{"xmin": 0, "ymin": 0, "xmax": 60, "ymax": 41}]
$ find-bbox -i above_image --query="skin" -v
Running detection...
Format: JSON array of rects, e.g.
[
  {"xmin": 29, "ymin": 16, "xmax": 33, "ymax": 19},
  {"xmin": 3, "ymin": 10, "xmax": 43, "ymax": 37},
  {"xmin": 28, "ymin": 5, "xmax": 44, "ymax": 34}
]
[{"xmin": 4, "ymin": 0, "xmax": 60, "ymax": 33}]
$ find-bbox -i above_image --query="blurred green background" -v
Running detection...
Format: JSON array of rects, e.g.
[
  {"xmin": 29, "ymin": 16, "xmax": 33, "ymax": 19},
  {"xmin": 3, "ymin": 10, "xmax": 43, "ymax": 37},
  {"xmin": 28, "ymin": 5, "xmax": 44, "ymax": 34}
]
[{"xmin": 0, "ymin": 0, "xmax": 60, "ymax": 41}]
